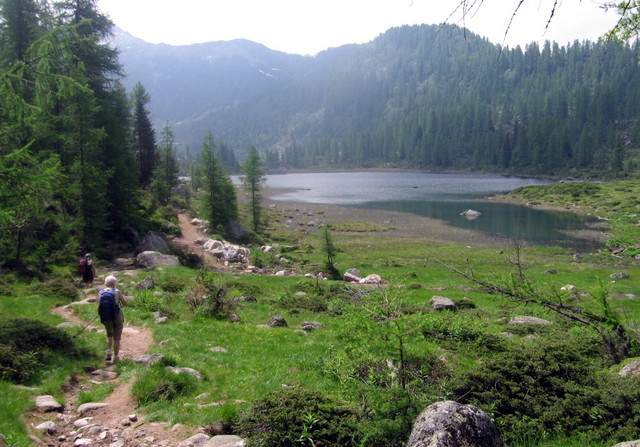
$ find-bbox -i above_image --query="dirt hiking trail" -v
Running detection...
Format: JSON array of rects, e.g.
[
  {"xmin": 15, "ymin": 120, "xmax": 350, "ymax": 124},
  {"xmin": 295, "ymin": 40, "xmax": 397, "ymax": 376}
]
[{"xmin": 27, "ymin": 215, "xmax": 235, "ymax": 446}]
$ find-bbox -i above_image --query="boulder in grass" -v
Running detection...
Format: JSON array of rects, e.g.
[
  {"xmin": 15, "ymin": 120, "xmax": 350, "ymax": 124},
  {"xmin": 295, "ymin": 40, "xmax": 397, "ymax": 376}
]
[
  {"xmin": 430, "ymin": 296, "xmax": 456, "ymax": 311},
  {"xmin": 406, "ymin": 401, "xmax": 506, "ymax": 447},
  {"xmin": 135, "ymin": 231, "xmax": 170, "ymax": 255},
  {"xmin": 136, "ymin": 251, "xmax": 180, "ymax": 268},
  {"xmin": 508, "ymin": 316, "xmax": 552, "ymax": 326}
]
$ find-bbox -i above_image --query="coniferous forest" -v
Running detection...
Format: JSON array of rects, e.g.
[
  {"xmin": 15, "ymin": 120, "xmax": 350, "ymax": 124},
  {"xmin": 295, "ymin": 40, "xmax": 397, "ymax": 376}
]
[
  {"xmin": 114, "ymin": 25, "xmax": 640, "ymax": 177},
  {"xmin": 0, "ymin": 0, "xmax": 240, "ymax": 266}
]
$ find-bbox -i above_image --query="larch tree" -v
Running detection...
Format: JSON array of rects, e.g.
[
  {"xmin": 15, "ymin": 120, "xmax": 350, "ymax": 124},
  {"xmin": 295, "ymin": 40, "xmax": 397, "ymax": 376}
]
[
  {"xmin": 200, "ymin": 132, "xmax": 237, "ymax": 232},
  {"xmin": 241, "ymin": 146, "xmax": 265, "ymax": 233},
  {"xmin": 131, "ymin": 81, "xmax": 156, "ymax": 187}
]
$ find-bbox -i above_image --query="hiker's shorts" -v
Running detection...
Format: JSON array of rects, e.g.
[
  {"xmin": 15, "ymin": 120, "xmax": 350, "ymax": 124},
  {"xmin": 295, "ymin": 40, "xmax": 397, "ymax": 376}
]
[{"xmin": 103, "ymin": 311, "xmax": 124, "ymax": 340}]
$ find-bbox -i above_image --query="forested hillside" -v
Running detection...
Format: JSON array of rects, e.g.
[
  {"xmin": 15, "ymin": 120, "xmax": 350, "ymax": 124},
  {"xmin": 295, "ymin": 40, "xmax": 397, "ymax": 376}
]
[{"xmin": 114, "ymin": 24, "xmax": 640, "ymax": 177}]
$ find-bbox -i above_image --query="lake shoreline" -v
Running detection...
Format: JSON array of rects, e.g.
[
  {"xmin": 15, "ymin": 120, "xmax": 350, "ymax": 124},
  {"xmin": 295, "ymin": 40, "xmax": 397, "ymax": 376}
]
[{"xmin": 262, "ymin": 186, "xmax": 610, "ymax": 251}]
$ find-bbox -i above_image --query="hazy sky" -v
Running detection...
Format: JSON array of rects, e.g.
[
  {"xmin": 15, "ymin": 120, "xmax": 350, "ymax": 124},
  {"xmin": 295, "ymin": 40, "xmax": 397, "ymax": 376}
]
[{"xmin": 97, "ymin": 0, "xmax": 620, "ymax": 55}]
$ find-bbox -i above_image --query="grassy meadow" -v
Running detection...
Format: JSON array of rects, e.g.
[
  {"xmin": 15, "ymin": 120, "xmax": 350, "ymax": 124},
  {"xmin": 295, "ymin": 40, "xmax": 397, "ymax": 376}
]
[{"xmin": 1, "ymin": 179, "xmax": 640, "ymax": 446}]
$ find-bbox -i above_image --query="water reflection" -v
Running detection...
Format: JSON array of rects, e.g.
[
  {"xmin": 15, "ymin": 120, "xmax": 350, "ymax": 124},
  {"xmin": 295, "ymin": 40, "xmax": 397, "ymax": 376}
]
[
  {"xmin": 354, "ymin": 199, "xmax": 598, "ymax": 250},
  {"xmin": 259, "ymin": 172, "xmax": 601, "ymax": 250}
]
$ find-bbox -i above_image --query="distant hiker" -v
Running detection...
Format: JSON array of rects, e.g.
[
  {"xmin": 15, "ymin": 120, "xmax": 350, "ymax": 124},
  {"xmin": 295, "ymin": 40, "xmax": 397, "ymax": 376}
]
[
  {"xmin": 79, "ymin": 253, "xmax": 96, "ymax": 287},
  {"xmin": 99, "ymin": 275, "xmax": 128, "ymax": 363}
]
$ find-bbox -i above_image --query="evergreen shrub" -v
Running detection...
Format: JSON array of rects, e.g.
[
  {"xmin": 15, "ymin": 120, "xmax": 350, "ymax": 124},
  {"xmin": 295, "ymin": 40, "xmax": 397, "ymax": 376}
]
[
  {"xmin": 0, "ymin": 318, "xmax": 75, "ymax": 383},
  {"xmin": 32, "ymin": 277, "xmax": 78, "ymax": 301},
  {"xmin": 235, "ymin": 387, "xmax": 360, "ymax": 447},
  {"xmin": 449, "ymin": 336, "xmax": 640, "ymax": 444},
  {"xmin": 0, "ymin": 344, "xmax": 40, "ymax": 383}
]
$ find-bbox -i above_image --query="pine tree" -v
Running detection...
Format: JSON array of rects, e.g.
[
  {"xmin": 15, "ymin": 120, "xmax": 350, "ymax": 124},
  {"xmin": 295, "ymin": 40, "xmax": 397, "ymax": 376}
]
[
  {"xmin": 131, "ymin": 82, "xmax": 156, "ymax": 187},
  {"xmin": 241, "ymin": 146, "xmax": 265, "ymax": 233},
  {"xmin": 200, "ymin": 132, "xmax": 237, "ymax": 231}
]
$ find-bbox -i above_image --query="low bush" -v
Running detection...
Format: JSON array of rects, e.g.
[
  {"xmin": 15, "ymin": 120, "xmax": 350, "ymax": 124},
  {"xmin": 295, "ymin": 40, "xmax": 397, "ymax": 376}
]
[
  {"xmin": 272, "ymin": 292, "xmax": 330, "ymax": 313},
  {"xmin": 235, "ymin": 386, "xmax": 361, "ymax": 447},
  {"xmin": 131, "ymin": 290, "xmax": 175, "ymax": 316},
  {"xmin": 0, "ymin": 344, "xmax": 40, "ymax": 383},
  {"xmin": 31, "ymin": 277, "xmax": 78, "ymax": 301},
  {"xmin": 0, "ymin": 318, "xmax": 74, "ymax": 353},
  {"xmin": 132, "ymin": 365, "xmax": 198, "ymax": 404},
  {"xmin": 421, "ymin": 312, "xmax": 503, "ymax": 351},
  {"xmin": 449, "ymin": 337, "xmax": 640, "ymax": 445},
  {"xmin": 0, "ymin": 318, "xmax": 77, "ymax": 384},
  {"xmin": 185, "ymin": 271, "xmax": 235, "ymax": 319}
]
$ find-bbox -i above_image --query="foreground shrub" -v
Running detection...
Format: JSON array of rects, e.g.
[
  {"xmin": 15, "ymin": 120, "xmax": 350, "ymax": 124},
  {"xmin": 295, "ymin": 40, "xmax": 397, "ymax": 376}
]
[
  {"xmin": 132, "ymin": 365, "xmax": 198, "ymax": 404},
  {"xmin": 0, "ymin": 318, "xmax": 73, "ymax": 353},
  {"xmin": 235, "ymin": 387, "xmax": 360, "ymax": 447},
  {"xmin": 0, "ymin": 344, "xmax": 40, "ymax": 383},
  {"xmin": 449, "ymin": 337, "xmax": 640, "ymax": 444},
  {"xmin": 0, "ymin": 318, "xmax": 76, "ymax": 383}
]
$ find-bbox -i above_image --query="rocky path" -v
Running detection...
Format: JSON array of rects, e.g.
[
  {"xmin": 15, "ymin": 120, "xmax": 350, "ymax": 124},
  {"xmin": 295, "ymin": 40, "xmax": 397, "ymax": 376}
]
[
  {"xmin": 28, "ymin": 214, "xmax": 245, "ymax": 446},
  {"xmin": 171, "ymin": 214, "xmax": 225, "ymax": 270}
]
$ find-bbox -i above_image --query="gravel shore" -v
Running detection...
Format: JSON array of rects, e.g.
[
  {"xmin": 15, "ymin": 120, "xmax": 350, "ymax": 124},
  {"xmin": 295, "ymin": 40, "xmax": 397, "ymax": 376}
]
[{"xmin": 263, "ymin": 187, "xmax": 610, "ymax": 249}]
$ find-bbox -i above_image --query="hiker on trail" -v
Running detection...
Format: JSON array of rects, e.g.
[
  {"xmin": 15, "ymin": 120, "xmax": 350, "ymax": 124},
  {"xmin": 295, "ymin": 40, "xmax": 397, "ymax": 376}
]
[
  {"xmin": 99, "ymin": 275, "xmax": 128, "ymax": 363},
  {"xmin": 80, "ymin": 253, "xmax": 96, "ymax": 287}
]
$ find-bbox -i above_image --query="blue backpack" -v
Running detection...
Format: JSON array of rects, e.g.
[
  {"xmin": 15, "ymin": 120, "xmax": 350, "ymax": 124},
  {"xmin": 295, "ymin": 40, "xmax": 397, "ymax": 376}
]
[{"xmin": 98, "ymin": 288, "xmax": 120, "ymax": 323}]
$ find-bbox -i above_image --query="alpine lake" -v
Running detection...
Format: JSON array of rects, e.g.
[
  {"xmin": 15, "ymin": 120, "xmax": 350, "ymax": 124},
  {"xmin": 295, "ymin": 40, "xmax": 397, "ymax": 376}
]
[{"xmin": 259, "ymin": 171, "xmax": 604, "ymax": 252}]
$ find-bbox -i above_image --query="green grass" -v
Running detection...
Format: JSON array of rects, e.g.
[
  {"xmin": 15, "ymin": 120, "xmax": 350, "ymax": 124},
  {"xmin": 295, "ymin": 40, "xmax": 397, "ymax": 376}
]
[
  {"xmin": 2, "ymin": 181, "xmax": 640, "ymax": 446},
  {"xmin": 328, "ymin": 220, "xmax": 393, "ymax": 232}
]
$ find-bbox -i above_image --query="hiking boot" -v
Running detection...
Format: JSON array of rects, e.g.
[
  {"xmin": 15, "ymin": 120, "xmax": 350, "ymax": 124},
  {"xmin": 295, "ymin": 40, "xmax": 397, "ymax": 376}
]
[
  {"xmin": 113, "ymin": 356, "xmax": 120, "ymax": 363},
  {"xmin": 105, "ymin": 350, "xmax": 112, "ymax": 361}
]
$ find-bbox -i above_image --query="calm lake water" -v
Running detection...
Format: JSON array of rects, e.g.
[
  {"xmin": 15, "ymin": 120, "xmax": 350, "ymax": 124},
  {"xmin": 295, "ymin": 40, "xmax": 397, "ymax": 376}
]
[{"xmin": 263, "ymin": 172, "xmax": 601, "ymax": 250}]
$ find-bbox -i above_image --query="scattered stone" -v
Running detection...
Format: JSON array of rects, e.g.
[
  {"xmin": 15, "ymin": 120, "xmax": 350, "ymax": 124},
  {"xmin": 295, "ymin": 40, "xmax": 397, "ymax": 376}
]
[
  {"xmin": 133, "ymin": 353, "xmax": 165, "ymax": 366},
  {"xmin": 204, "ymin": 435, "xmax": 246, "ymax": 447},
  {"xmin": 135, "ymin": 231, "xmax": 170, "ymax": 255},
  {"xmin": 35, "ymin": 395, "xmax": 63, "ymax": 412},
  {"xmin": 256, "ymin": 324, "xmax": 271, "ymax": 329},
  {"xmin": 612, "ymin": 441, "xmax": 640, "ymax": 447},
  {"xmin": 360, "ymin": 274, "xmax": 383, "ymax": 285},
  {"xmin": 225, "ymin": 220, "xmax": 249, "ymax": 241},
  {"xmin": 508, "ymin": 316, "xmax": 552, "ymax": 326},
  {"xmin": 300, "ymin": 321, "xmax": 323, "ymax": 332},
  {"xmin": 611, "ymin": 272, "xmax": 630, "ymax": 279},
  {"xmin": 35, "ymin": 421, "xmax": 57, "ymax": 433},
  {"xmin": 406, "ymin": 400, "xmax": 506, "ymax": 447},
  {"xmin": 561, "ymin": 284, "xmax": 577, "ymax": 291},
  {"xmin": 86, "ymin": 425, "xmax": 103, "ymax": 436},
  {"xmin": 267, "ymin": 315, "xmax": 288, "ymax": 327},
  {"xmin": 430, "ymin": 296, "xmax": 457, "ymax": 311},
  {"xmin": 77, "ymin": 402, "xmax": 108, "ymax": 413},
  {"xmin": 153, "ymin": 311, "xmax": 169, "ymax": 324},
  {"xmin": 210, "ymin": 347, "xmax": 228, "ymax": 353},
  {"xmin": 90, "ymin": 369, "xmax": 118, "ymax": 381},
  {"xmin": 136, "ymin": 276, "xmax": 156, "ymax": 291},
  {"xmin": 195, "ymin": 393, "xmax": 211, "ymax": 401},
  {"xmin": 136, "ymin": 251, "xmax": 181, "ymax": 268},
  {"xmin": 344, "ymin": 268, "xmax": 362, "ymax": 282},
  {"xmin": 573, "ymin": 253, "xmax": 582, "ymax": 261},
  {"xmin": 167, "ymin": 366, "xmax": 203, "ymax": 380},
  {"xmin": 74, "ymin": 439, "xmax": 93, "ymax": 446},
  {"xmin": 228, "ymin": 311, "xmax": 241, "ymax": 323},
  {"xmin": 73, "ymin": 417, "xmax": 93, "ymax": 428},
  {"xmin": 179, "ymin": 433, "xmax": 211, "ymax": 447},
  {"xmin": 544, "ymin": 269, "xmax": 557, "ymax": 274},
  {"xmin": 619, "ymin": 360, "xmax": 640, "ymax": 377}
]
